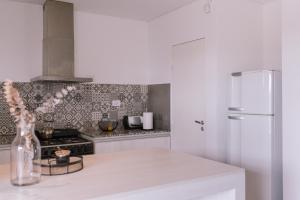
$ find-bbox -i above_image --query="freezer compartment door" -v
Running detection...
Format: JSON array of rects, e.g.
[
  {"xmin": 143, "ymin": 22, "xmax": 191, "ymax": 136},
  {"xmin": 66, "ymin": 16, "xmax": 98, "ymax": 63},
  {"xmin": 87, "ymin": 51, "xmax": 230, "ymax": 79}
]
[
  {"xmin": 228, "ymin": 114, "xmax": 273, "ymax": 200},
  {"xmin": 229, "ymin": 70, "xmax": 274, "ymax": 114},
  {"xmin": 229, "ymin": 73, "xmax": 242, "ymax": 112}
]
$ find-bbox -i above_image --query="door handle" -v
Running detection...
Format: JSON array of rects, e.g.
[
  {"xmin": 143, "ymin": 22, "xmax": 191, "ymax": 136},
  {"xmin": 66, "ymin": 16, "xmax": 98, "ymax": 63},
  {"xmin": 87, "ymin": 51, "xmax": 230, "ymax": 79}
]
[
  {"xmin": 228, "ymin": 116, "xmax": 244, "ymax": 120},
  {"xmin": 195, "ymin": 120, "xmax": 205, "ymax": 125},
  {"xmin": 228, "ymin": 107, "xmax": 244, "ymax": 112}
]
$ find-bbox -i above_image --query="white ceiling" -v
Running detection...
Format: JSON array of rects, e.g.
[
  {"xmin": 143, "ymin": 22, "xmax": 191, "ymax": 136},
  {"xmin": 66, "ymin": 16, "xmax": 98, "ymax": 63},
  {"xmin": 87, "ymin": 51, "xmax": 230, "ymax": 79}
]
[{"xmin": 10, "ymin": 0, "xmax": 198, "ymax": 21}]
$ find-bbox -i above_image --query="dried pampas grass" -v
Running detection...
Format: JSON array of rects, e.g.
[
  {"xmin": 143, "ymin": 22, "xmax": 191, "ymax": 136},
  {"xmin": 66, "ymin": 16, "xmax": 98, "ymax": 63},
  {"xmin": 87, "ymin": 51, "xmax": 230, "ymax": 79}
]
[
  {"xmin": 3, "ymin": 80, "xmax": 76, "ymax": 126},
  {"xmin": 35, "ymin": 86, "xmax": 76, "ymax": 113},
  {"xmin": 3, "ymin": 80, "xmax": 35, "ymax": 125}
]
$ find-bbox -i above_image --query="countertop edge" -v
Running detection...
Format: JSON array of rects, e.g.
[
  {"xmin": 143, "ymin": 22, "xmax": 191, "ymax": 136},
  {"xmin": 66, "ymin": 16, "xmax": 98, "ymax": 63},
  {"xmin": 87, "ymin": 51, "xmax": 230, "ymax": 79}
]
[
  {"xmin": 81, "ymin": 132, "xmax": 171, "ymax": 143},
  {"xmin": 0, "ymin": 145, "xmax": 11, "ymax": 151},
  {"xmin": 0, "ymin": 131, "xmax": 171, "ymax": 149},
  {"xmin": 0, "ymin": 149, "xmax": 245, "ymax": 200},
  {"xmin": 92, "ymin": 169, "xmax": 245, "ymax": 200}
]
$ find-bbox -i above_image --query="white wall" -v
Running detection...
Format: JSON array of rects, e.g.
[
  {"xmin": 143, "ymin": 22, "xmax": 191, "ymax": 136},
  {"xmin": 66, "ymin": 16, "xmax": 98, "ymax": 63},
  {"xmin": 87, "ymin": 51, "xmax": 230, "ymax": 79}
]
[
  {"xmin": 282, "ymin": 0, "xmax": 300, "ymax": 199},
  {"xmin": 149, "ymin": 0, "xmax": 263, "ymax": 161},
  {"xmin": 0, "ymin": 1, "xmax": 42, "ymax": 82},
  {"xmin": 148, "ymin": 0, "xmax": 207, "ymax": 83},
  {"xmin": 0, "ymin": 0, "xmax": 150, "ymax": 84},
  {"xmin": 215, "ymin": 0, "xmax": 263, "ymax": 161},
  {"xmin": 262, "ymin": 0, "xmax": 281, "ymax": 69},
  {"xmin": 149, "ymin": 0, "xmax": 220, "ymax": 160},
  {"xmin": 74, "ymin": 12, "xmax": 150, "ymax": 84}
]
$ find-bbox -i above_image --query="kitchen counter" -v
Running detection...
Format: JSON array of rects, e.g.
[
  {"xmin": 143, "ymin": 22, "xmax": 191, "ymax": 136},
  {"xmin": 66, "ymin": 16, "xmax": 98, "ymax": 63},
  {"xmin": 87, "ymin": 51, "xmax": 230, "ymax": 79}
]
[
  {"xmin": 0, "ymin": 130, "xmax": 170, "ymax": 150},
  {"xmin": 81, "ymin": 129, "xmax": 170, "ymax": 143},
  {"xmin": 0, "ymin": 149, "xmax": 245, "ymax": 200}
]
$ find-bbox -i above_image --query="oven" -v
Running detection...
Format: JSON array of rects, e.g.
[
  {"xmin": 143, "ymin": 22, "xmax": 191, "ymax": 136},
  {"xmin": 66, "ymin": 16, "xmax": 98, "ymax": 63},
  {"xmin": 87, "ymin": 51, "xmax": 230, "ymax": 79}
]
[{"xmin": 36, "ymin": 129, "xmax": 94, "ymax": 159}]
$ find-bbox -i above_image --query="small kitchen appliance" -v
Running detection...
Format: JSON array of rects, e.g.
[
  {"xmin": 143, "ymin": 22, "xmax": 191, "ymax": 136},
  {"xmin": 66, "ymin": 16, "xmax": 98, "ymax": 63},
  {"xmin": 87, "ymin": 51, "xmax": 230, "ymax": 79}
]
[
  {"xmin": 36, "ymin": 129, "xmax": 94, "ymax": 159},
  {"xmin": 123, "ymin": 116, "xmax": 143, "ymax": 129}
]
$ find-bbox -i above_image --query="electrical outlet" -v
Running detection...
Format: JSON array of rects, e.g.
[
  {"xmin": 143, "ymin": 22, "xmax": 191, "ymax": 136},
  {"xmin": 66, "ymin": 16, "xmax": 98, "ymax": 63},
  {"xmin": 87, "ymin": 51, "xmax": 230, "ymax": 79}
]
[{"xmin": 112, "ymin": 100, "xmax": 121, "ymax": 107}]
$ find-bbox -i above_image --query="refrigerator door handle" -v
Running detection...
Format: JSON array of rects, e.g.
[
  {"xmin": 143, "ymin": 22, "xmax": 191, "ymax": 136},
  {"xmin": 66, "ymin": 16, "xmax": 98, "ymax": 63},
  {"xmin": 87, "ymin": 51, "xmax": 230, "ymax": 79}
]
[
  {"xmin": 228, "ymin": 107, "xmax": 244, "ymax": 112},
  {"xmin": 228, "ymin": 116, "xmax": 244, "ymax": 120},
  {"xmin": 231, "ymin": 72, "xmax": 242, "ymax": 76}
]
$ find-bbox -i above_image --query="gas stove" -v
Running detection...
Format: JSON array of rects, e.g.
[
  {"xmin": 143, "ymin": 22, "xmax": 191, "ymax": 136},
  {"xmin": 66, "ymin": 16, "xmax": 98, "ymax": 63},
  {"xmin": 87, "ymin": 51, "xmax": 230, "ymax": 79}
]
[{"xmin": 36, "ymin": 129, "xmax": 94, "ymax": 159}]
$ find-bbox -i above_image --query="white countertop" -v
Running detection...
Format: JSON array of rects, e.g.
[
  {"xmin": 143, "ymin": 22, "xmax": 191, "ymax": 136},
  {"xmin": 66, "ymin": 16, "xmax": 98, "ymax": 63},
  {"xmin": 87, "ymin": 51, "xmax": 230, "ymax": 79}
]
[
  {"xmin": 0, "ymin": 149, "xmax": 245, "ymax": 200},
  {"xmin": 0, "ymin": 130, "xmax": 171, "ymax": 150},
  {"xmin": 81, "ymin": 130, "xmax": 170, "ymax": 143}
]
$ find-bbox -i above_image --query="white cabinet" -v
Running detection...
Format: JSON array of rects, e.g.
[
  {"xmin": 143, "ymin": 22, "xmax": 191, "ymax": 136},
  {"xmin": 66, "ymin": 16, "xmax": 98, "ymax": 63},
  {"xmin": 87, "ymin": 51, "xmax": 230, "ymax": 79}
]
[
  {"xmin": 95, "ymin": 137, "xmax": 170, "ymax": 154},
  {"xmin": 0, "ymin": 150, "xmax": 10, "ymax": 164}
]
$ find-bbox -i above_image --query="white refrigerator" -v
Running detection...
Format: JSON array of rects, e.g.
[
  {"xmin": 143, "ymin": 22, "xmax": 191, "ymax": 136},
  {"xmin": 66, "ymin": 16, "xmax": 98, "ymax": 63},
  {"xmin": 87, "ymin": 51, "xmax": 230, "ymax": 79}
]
[{"xmin": 227, "ymin": 70, "xmax": 282, "ymax": 200}]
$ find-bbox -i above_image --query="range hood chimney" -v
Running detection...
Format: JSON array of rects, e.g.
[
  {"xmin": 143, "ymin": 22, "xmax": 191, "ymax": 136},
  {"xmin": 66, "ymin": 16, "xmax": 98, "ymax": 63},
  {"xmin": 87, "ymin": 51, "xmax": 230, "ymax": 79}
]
[{"xmin": 31, "ymin": 0, "xmax": 93, "ymax": 83}]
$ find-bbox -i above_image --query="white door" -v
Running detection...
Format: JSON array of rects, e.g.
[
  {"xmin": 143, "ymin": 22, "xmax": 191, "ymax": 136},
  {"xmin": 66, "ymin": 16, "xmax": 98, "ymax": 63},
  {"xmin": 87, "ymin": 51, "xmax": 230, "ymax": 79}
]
[
  {"xmin": 227, "ymin": 114, "xmax": 272, "ymax": 200},
  {"xmin": 241, "ymin": 115, "xmax": 272, "ymax": 200},
  {"xmin": 227, "ymin": 114, "xmax": 242, "ymax": 166},
  {"xmin": 229, "ymin": 70, "xmax": 274, "ymax": 115},
  {"xmin": 229, "ymin": 73, "xmax": 242, "ymax": 112},
  {"xmin": 172, "ymin": 39, "xmax": 206, "ymax": 156},
  {"xmin": 241, "ymin": 71, "xmax": 273, "ymax": 115}
]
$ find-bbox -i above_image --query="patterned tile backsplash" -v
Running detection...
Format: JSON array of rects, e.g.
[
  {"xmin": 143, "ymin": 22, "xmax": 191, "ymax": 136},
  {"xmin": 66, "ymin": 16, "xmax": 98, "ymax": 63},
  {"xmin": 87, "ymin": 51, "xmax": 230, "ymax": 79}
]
[{"xmin": 0, "ymin": 82, "xmax": 148, "ymax": 135}]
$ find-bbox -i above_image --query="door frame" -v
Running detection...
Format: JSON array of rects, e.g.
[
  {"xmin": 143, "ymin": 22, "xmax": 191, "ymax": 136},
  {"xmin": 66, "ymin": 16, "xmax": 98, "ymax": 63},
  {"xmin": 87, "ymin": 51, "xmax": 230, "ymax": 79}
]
[
  {"xmin": 171, "ymin": 37, "xmax": 206, "ymax": 127},
  {"xmin": 170, "ymin": 37, "xmax": 206, "ymax": 155}
]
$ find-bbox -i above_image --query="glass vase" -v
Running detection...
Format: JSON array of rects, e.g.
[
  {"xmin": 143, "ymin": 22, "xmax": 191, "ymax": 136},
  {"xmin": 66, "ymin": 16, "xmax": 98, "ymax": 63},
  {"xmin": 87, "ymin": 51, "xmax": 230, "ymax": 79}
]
[{"xmin": 10, "ymin": 122, "xmax": 41, "ymax": 186}]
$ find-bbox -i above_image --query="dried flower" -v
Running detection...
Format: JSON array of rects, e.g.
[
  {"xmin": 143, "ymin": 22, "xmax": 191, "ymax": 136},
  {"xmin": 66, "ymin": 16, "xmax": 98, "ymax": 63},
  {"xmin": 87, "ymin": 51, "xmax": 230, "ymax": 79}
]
[
  {"xmin": 55, "ymin": 92, "xmax": 63, "ymax": 99},
  {"xmin": 3, "ymin": 80, "xmax": 76, "ymax": 125},
  {"xmin": 35, "ymin": 85, "xmax": 76, "ymax": 114},
  {"xmin": 61, "ymin": 89, "xmax": 68, "ymax": 96},
  {"xmin": 67, "ymin": 86, "xmax": 75, "ymax": 91},
  {"xmin": 3, "ymin": 80, "xmax": 34, "ymax": 125}
]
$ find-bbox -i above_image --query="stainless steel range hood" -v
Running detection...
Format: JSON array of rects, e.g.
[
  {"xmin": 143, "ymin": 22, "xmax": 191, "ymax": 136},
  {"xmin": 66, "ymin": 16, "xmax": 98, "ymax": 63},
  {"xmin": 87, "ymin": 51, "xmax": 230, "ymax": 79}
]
[{"xmin": 31, "ymin": 0, "xmax": 93, "ymax": 83}]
